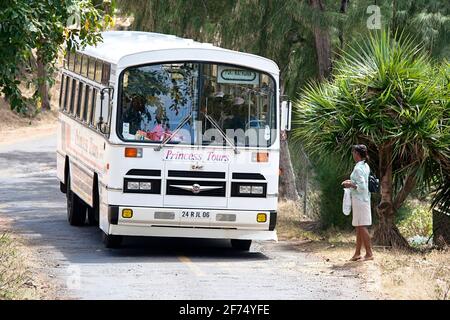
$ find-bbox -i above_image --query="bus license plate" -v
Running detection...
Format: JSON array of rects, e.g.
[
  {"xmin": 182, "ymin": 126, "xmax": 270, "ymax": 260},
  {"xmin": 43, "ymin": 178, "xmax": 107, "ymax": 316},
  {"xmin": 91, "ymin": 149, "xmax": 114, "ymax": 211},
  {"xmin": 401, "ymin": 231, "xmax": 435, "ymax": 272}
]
[{"xmin": 181, "ymin": 210, "xmax": 210, "ymax": 219}]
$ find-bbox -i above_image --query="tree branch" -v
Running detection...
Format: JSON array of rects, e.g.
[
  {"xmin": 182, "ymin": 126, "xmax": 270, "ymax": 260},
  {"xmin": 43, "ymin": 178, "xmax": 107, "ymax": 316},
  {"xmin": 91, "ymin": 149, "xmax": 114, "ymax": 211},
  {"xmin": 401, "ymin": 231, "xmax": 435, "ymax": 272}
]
[{"xmin": 393, "ymin": 173, "xmax": 417, "ymax": 211}]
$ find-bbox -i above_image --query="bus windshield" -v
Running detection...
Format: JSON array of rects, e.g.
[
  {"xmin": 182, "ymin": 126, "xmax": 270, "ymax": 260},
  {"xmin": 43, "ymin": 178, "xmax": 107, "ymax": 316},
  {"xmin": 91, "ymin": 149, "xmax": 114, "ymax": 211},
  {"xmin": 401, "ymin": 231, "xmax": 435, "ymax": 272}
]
[{"xmin": 117, "ymin": 62, "xmax": 276, "ymax": 147}]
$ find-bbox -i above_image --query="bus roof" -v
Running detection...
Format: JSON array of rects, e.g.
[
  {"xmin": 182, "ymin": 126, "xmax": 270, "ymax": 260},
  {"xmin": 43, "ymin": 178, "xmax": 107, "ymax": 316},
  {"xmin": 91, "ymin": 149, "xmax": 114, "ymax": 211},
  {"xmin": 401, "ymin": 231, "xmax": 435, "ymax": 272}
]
[{"xmin": 79, "ymin": 31, "xmax": 279, "ymax": 74}]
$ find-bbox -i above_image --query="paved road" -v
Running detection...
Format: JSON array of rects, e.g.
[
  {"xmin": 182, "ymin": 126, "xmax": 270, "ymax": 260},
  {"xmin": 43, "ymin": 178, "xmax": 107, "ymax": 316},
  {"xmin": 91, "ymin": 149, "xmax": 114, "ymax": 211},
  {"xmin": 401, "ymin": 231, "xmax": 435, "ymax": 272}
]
[{"xmin": 0, "ymin": 134, "xmax": 371, "ymax": 299}]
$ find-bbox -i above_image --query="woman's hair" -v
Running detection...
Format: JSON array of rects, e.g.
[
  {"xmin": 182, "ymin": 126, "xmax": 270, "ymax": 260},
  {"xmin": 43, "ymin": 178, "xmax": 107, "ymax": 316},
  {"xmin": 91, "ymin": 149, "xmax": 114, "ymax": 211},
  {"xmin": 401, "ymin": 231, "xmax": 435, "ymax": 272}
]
[{"xmin": 352, "ymin": 144, "xmax": 369, "ymax": 160}]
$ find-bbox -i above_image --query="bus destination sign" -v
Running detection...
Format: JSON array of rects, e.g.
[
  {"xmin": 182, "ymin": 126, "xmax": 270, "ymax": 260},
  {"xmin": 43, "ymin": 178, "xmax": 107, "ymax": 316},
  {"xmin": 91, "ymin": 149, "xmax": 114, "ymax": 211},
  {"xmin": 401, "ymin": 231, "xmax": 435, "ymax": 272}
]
[{"xmin": 218, "ymin": 66, "xmax": 259, "ymax": 85}]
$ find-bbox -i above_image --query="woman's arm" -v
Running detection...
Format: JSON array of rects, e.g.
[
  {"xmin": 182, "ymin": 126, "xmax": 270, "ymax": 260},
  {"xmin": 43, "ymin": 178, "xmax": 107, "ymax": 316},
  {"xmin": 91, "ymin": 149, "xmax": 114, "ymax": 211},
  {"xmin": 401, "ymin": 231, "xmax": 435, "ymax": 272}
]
[{"xmin": 351, "ymin": 167, "xmax": 368, "ymax": 193}]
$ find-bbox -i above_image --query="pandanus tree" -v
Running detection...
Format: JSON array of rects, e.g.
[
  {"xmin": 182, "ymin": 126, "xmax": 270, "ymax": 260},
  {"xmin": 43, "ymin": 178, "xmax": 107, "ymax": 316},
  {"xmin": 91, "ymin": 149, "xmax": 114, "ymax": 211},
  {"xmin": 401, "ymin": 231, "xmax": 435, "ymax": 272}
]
[
  {"xmin": 432, "ymin": 61, "xmax": 450, "ymax": 211},
  {"xmin": 292, "ymin": 30, "xmax": 450, "ymax": 248}
]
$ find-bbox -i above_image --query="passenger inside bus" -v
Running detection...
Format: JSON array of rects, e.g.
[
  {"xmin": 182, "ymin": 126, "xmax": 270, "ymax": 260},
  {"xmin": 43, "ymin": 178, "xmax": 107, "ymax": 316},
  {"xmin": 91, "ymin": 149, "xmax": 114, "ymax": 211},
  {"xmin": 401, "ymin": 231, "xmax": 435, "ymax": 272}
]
[
  {"xmin": 223, "ymin": 96, "xmax": 246, "ymax": 130},
  {"xmin": 119, "ymin": 62, "xmax": 276, "ymax": 146}
]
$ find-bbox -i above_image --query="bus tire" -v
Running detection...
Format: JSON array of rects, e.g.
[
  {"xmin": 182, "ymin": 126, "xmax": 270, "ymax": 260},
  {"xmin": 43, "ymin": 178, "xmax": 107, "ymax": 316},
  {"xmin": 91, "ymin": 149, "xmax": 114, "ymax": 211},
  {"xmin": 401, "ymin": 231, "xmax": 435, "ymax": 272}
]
[
  {"xmin": 231, "ymin": 239, "xmax": 252, "ymax": 251},
  {"xmin": 66, "ymin": 174, "xmax": 87, "ymax": 226},
  {"xmin": 87, "ymin": 180, "xmax": 100, "ymax": 226},
  {"xmin": 60, "ymin": 181, "xmax": 67, "ymax": 194},
  {"xmin": 102, "ymin": 233, "xmax": 123, "ymax": 248},
  {"xmin": 87, "ymin": 207, "xmax": 98, "ymax": 226}
]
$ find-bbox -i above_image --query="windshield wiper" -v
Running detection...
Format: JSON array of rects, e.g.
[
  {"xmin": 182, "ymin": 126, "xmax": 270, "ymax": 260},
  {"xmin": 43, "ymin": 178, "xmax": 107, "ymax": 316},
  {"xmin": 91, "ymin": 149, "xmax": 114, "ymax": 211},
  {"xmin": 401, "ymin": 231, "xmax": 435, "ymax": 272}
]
[
  {"xmin": 154, "ymin": 113, "xmax": 240, "ymax": 154},
  {"xmin": 153, "ymin": 114, "xmax": 191, "ymax": 151},
  {"xmin": 204, "ymin": 114, "xmax": 240, "ymax": 154}
]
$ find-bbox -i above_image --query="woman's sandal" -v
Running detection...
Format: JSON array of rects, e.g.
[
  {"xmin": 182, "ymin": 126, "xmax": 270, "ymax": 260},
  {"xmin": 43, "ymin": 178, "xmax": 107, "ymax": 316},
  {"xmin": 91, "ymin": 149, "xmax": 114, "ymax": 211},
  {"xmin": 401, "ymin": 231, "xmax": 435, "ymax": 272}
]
[
  {"xmin": 363, "ymin": 256, "xmax": 374, "ymax": 261},
  {"xmin": 349, "ymin": 256, "xmax": 362, "ymax": 261}
]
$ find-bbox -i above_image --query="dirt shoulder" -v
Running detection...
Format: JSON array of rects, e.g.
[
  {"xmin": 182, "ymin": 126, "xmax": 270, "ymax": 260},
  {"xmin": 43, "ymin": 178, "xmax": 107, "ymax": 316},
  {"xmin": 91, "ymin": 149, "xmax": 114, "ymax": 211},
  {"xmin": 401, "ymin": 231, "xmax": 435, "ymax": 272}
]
[
  {"xmin": 0, "ymin": 99, "xmax": 58, "ymax": 146},
  {"xmin": 0, "ymin": 100, "xmax": 61, "ymax": 299},
  {"xmin": 277, "ymin": 200, "xmax": 450, "ymax": 300},
  {"xmin": 0, "ymin": 216, "xmax": 63, "ymax": 299}
]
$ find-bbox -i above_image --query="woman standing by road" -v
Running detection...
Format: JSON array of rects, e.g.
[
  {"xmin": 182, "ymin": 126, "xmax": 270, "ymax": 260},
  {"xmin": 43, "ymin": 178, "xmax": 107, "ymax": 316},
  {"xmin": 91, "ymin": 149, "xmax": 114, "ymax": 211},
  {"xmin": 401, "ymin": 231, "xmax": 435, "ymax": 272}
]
[{"xmin": 342, "ymin": 145, "xmax": 374, "ymax": 261}]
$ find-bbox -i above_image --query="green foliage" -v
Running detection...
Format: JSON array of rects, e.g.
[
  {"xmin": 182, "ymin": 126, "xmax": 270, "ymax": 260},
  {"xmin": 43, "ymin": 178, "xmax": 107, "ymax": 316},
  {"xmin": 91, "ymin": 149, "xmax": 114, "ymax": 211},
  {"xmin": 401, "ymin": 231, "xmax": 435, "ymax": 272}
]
[
  {"xmin": 313, "ymin": 156, "xmax": 353, "ymax": 229},
  {"xmin": 118, "ymin": 0, "xmax": 450, "ymax": 99},
  {"xmin": 116, "ymin": 1, "xmax": 450, "ymax": 226},
  {"xmin": 0, "ymin": 0, "xmax": 111, "ymax": 113},
  {"xmin": 118, "ymin": 0, "xmax": 324, "ymax": 96},
  {"xmin": 293, "ymin": 29, "xmax": 449, "ymax": 189},
  {"xmin": 397, "ymin": 201, "xmax": 433, "ymax": 239},
  {"xmin": 432, "ymin": 177, "xmax": 450, "ymax": 211},
  {"xmin": 292, "ymin": 29, "xmax": 449, "ymax": 230}
]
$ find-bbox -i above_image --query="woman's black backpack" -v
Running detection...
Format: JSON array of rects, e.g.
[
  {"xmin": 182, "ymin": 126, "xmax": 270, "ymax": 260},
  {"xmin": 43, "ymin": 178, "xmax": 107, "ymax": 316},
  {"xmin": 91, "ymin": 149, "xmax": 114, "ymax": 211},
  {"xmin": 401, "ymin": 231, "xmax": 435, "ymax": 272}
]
[{"xmin": 368, "ymin": 171, "xmax": 380, "ymax": 193}]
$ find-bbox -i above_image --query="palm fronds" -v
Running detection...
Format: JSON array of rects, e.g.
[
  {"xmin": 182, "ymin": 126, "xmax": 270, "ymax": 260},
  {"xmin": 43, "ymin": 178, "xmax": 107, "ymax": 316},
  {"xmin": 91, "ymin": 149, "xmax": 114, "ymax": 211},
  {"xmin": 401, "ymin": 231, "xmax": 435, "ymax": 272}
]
[{"xmin": 292, "ymin": 28, "xmax": 449, "ymax": 208}]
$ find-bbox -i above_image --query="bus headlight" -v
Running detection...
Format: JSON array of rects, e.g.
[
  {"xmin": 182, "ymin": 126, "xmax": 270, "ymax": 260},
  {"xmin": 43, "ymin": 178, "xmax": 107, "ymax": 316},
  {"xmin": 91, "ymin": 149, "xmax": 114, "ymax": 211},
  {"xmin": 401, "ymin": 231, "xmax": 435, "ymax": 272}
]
[
  {"xmin": 251, "ymin": 186, "xmax": 264, "ymax": 194},
  {"xmin": 232, "ymin": 183, "xmax": 266, "ymax": 197},
  {"xmin": 139, "ymin": 182, "xmax": 152, "ymax": 190},
  {"xmin": 124, "ymin": 178, "xmax": 160, "ymax": 194},
  {"xmin": 239, "ymin": 185, "xmax": 251, "ymax": 194},
  {"xmin": 127, "ymin": 181, "xmax": 140, "ymax": 190}
]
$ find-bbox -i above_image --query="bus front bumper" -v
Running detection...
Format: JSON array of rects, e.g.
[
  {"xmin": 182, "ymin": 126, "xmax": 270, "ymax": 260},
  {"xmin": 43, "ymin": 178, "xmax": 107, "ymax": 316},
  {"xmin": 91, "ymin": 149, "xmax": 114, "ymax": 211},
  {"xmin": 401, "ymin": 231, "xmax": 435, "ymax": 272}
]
[
  {"xmin": 107, "ymin": 205, "xmax": 277, "ymax": 241},
  {"xmin": 109, "ymin": 224, "xmax": 277, "ymax": 241}
]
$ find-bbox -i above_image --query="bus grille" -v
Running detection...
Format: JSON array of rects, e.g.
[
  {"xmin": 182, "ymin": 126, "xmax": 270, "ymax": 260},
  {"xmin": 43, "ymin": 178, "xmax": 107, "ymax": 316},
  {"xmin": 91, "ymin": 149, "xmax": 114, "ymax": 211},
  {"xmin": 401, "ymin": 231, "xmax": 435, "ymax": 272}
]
[{"xmin": 166, "ymin": 179, "xmax": 226, "ymax": 197}]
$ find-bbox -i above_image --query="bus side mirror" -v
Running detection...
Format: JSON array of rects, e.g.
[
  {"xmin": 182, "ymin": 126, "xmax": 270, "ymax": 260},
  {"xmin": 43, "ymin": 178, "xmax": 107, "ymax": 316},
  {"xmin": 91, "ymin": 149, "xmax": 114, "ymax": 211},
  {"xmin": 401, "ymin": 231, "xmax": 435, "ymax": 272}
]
[
  {"xmin": 98, "ymin": 87, "xmax": 113, "ymax": 135},
  {"xmin": 281, "ymin": 100, "xmax": 292, "ymax": 131}
]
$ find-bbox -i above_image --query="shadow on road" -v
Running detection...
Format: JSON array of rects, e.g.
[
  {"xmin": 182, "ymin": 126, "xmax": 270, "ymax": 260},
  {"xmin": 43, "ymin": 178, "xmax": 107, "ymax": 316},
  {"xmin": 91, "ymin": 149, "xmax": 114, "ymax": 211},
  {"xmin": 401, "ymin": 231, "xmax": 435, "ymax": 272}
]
[
  {"xmin": 105, "ymin": 235, "xmax": 269, "ymax": 261},
  {"xmin": 0, "ymin": 148, "xmax": 269, "ymax": 265}
]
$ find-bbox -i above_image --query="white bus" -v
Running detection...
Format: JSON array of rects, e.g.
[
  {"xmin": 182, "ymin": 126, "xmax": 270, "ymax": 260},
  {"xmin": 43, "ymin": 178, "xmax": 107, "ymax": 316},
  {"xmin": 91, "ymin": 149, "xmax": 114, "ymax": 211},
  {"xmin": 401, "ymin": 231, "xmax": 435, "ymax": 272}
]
[{"xmin": 56, "ymin": 31, "xmax": 291, "ymax": 249}]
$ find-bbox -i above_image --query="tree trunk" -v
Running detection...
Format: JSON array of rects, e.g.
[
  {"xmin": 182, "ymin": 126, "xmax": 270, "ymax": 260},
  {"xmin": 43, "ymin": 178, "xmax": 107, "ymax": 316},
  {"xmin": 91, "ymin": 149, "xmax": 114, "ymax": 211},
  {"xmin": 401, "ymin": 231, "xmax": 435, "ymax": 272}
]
[
  {"xmin": 309, "ymin": 0, "xmax": 332, "ymax": 80},
  {"xmin": 257, "ymin": 0, "xmax": 272, "ymax": 57},
  {"xmin": 279, "ymin": 136, "xmax": 300, "ymax": 201},
  {"xmin": 36, "ymin": 51, "xmax": 50, "ymax": 111},
  {"xmin": 338, "ymin": 0, "xmax": 349, "ymax": 50},
  {"xmin": 391, "ymin": 0, "xmax": 397, "ymax": 34},
  {"xmin": 373, "ymin": 143, "xmax": 410, "ymax": 248},
  {"xmin": 278, "ymin": 79, "xmax": 300, "ymax": 202},
  {"xmin": 374, "ymin": 205, "xmax": 409, "ymax": 248}
]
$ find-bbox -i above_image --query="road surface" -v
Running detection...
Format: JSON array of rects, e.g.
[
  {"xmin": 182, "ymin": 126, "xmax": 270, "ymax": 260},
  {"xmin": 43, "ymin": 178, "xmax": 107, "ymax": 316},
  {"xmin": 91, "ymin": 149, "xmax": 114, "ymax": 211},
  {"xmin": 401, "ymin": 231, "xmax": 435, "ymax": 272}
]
[{"xmin": 0, "ymin": 133, "xmax": 372, "ymax": 299}]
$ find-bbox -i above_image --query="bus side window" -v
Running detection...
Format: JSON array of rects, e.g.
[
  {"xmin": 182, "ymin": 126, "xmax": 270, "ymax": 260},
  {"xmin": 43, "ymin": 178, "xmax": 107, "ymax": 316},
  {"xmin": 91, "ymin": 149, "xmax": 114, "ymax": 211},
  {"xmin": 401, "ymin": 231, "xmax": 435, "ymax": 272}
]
[
  {"xmin": 88, "ymin": 58, "xmax": 96, "ymax": 80},
  {"xmin": 81, "ymin": 55, "xmax": 88, "ymax": 77},
  {"xmin": 82, "ymin": 86, "xmax": 90, "ymax": 122},
  {"xmin": 68, "ymin": 53, "xmax": 75, "ymax": 72},
  {"xmin": 62, "ymin": 76, "xmax": 72, "ymax": 111},
  {"xmin": 92, "ymin": 88, "xmax": 109, "ymax": 133},
  {"xmin": 75, "ymin": 53, "xmax": 82, "ymax": 74},
  {"xmin": 66, "ymin": 77, "xmax": 74, "ymax": 114},
  {"xmin": 101, "ymin": 63, "xmax": 111, "ymax": 85},
  {"xmin": 98, "ymin": 88, "xmax": 111, "ymax": 134},
  {"xmin": 95, "ymin": 61, "xmax": 103, "ymax": 83},
  {"xmin": 78, "ymin": 83, "xmax": 86, "ymax": 119},
  {"xmin": 59, "ymin": 75, "xmax": 65, "ymax": 110},
  {"xmin": 91, "ymin": 88, "xmax": 98, "ymax": 127},
  {"xmin": 93, "ymin": 88, "xmax": 103, "ymax": 128},
  {"xmin": 71, "ymin": 80, "xmax": 79, "ymax": 116}
]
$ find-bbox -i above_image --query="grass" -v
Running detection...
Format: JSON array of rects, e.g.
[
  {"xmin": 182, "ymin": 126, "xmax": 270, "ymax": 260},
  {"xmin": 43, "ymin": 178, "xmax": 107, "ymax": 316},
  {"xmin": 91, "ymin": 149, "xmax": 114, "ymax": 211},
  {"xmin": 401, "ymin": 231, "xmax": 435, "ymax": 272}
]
[
  {"xmin": 397, "ymin": 199, "xmax": 433, "ymax": 243},
  {"xmin": 277, "ymin": 199, "xmax": 450, "ymax": 300},
  {"xmin": 0, "ymin": 233, "xmax": 39, "ymax": 299}
]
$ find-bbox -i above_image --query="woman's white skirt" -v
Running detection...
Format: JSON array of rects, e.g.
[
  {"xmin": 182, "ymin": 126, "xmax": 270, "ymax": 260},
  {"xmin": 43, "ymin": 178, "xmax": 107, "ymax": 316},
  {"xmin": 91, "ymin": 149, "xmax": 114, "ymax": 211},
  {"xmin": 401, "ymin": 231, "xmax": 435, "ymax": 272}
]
[{"xmin": 351, "ymin": 197, "xmax": 372, "ymax": 227}]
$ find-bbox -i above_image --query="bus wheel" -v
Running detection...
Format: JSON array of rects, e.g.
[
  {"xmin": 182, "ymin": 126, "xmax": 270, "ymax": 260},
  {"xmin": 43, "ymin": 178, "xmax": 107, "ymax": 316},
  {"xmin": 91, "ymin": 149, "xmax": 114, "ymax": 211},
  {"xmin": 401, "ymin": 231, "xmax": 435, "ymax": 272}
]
[
  {"xmin": 87, "ymin": 207, "xmax": 98, "ymax": 226},
  {"xmin": 102, "ymin": 233, "xmax": 123, "ymax": 248},
  {"xmin": 231, "ymin": 239, "xmax": 252, "ymax": 251},
  {"xmin": 66, "ymin": 175, "xmax": 86, "ymax": 226},
  {"xmin": 87, "ymin": 182, "xmax": 100, "ymax": 226}
]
